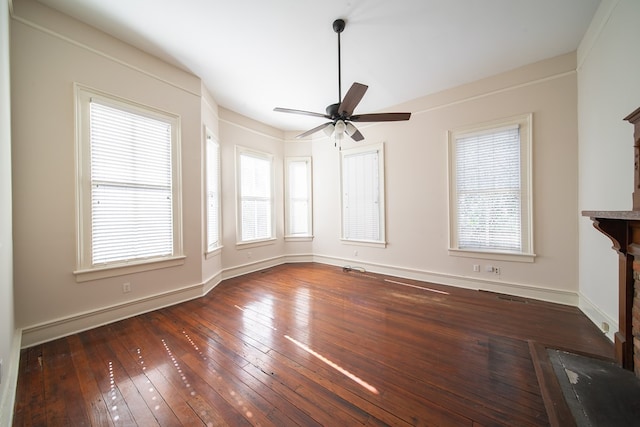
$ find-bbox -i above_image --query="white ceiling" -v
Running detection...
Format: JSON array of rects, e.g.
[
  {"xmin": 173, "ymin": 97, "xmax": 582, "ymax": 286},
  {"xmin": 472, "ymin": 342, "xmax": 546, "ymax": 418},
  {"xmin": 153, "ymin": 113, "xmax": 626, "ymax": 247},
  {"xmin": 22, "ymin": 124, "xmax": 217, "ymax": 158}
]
[{"xmin": 37, "ymin": 0, "xmax": 600, "ymax": 133}]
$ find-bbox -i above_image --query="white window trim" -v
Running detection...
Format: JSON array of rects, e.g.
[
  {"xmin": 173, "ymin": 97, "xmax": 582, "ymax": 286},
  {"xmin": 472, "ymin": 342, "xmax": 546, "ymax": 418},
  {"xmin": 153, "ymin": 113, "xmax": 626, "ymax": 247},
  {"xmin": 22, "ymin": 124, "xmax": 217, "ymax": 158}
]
[
  {"xmin": 340, "ymin": 142, "xmax": 387, "ymax": 247},
  {"xmin": 235, "ymin": 145, "xmax": 276, "ymax": 245},
  {"xmin": 73, "ymin": 84, "xmax": 184, "ymax": 281},
  {"xmin": 447, "ymin": 113, "xmax": 535, "ymax": 263},
  {"xmin": 205, "ymin": 128, "xmax": 222, "ymax": 255},
  {"xmin": 284, "ymin": 156, "xmax": 313, "ymax": 241}
]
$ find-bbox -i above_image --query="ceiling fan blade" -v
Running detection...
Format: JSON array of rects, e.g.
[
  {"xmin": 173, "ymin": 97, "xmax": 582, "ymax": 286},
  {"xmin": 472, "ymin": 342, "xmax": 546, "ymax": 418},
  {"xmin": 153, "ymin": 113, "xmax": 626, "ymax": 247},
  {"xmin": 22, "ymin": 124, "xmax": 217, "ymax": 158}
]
[
  {"xmin": 350, "ymin": 112, "xmax": 412, "ymax": 122},
  {"xmin": 338, "ymin": 82, "xmax": 368, "ymax": 116},
  {"xmin": 344, "ymin": 122, "xmax": 364, "ymax": 142},
  {"xmin": 348, "ymin": 128, "xmax": 364, "ymax": 142},
  {"xmin": 274, "ymin": 107, "xmax": 330, "ymax": 119},
  {"xmin": 296, "ymin": 122, "xmax": 334, "ymax": 139}
]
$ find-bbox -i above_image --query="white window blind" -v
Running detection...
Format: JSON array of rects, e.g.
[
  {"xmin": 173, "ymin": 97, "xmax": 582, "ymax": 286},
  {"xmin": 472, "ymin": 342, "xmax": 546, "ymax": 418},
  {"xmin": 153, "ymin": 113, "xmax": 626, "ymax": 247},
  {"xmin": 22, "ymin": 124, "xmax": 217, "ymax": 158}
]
[
  {"xmin": 341, "ymin": 145, "xmax": 384, "ymax": 243},
  {"xmin": 286, "ymin": 158, "xmax": 311, "ymax": 236},
  {"xmin": 239, "ymin": 150, "xmax": 273, "ymax": 242},
  {"xmin": 89, "ymin": 100, "xmax": 174, "ymax": 264},
  {"xmin": 455, "ymin": 125, "xmax": 521, "ymax": 252},
  {"xmin": 206, "ymin": 133, "xmax": 220, "ymax": 251}
]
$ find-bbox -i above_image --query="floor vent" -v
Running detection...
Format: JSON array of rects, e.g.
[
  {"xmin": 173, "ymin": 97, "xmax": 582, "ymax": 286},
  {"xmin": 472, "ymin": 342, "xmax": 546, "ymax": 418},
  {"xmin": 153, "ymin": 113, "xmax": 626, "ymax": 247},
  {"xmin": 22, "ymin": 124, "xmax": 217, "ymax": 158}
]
[{"xmin": 497, "ymin": 295, "xmax": 528, "ymax": 303}]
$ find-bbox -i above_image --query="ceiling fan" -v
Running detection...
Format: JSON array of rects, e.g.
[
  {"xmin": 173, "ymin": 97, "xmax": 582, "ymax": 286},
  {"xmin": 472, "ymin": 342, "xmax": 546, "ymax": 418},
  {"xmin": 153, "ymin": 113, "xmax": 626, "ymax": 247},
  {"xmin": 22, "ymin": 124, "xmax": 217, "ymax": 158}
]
[{"xmin": 274, "ymin": 19, "xmax": 411, "ymax": 144}]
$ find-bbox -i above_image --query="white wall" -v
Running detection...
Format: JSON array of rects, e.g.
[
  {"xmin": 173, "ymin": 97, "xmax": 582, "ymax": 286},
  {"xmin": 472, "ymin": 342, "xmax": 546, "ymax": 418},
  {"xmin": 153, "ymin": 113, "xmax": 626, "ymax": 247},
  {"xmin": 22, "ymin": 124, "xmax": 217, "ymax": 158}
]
[
  {"xmin": 311, "ymin": 53, "xmax": 582, "ymax": 305},
  {"xmin": 0, "ymin": 0, "xmax": 18, "ymax": 424},
  {"xmin": 10, "ymin": 0, "xmax": 224, "ymax": 346},
  {"xmin": 219, "ymin": 108, "xmax": 287, "ymax": 275},
  {"xmin": 578, "ymin": 0, "xmax": 640, "ymax": 339},
  {"xmin": 8, "ymin": 0, "xmax": 612, "ymax": 357},
  {"xmin": 8, "ymin": 0, "xmax": 626, "ymax": 422},
  {"xmin": 200, "ymin": 82, "xmax": 224, "ymax": 290}
]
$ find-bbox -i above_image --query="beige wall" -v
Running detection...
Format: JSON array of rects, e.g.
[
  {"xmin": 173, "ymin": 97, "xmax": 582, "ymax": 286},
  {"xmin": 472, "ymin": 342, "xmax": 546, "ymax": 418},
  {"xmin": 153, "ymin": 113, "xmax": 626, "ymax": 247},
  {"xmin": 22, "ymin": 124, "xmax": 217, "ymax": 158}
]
[
  {"xmin": 311, "ymin": 53, "xmax": 581, "ymax": 304},
  {"xmin": 218, "ymin": 107, "xmax": 288, "ymax": 275},
  {"xmin": 10, "ymin": 0, "xmax": 216, "ymax": 345},
  {"xmin": 10, "ymin": 0, "xmax": 594, "ymax": 350},
  {"xmin": 578, "ymin": 0, "xmax": 640, "ymax": 339}
]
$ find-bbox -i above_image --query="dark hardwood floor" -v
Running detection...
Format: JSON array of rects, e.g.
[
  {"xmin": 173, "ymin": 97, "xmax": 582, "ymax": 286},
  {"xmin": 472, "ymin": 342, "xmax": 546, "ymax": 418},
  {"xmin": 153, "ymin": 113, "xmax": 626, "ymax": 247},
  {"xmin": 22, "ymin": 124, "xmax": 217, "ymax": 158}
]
[{"xmin": 13, "ymin": 263, "xmax": 613, "ymax": 426}]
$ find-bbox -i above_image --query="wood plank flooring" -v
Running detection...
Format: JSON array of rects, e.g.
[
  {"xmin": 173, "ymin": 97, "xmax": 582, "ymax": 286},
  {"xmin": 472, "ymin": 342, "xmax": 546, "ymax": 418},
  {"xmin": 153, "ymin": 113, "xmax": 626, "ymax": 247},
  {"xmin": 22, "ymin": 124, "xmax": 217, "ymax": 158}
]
[{"xmin": 12, "ymin": 263, "xmax": 613, "ymax": 426}]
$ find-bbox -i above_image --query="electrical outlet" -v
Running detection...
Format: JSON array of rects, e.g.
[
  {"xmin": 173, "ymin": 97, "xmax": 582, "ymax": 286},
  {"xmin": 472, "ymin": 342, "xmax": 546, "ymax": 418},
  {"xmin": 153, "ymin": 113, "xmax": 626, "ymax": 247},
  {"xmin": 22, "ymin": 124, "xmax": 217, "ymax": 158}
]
[
  {"xmin": 494, "ymin": 267, "xmax": 501, "ymax": 275},
  {"xmin": 602, "ymin": 322, "xmax": 610, "ymax": 333},
  {"xmin": 473, "ymin": 264, "xmax": 480, "ymax": 272},
  {"xmin": 354, "ymin": 250, "xmax": 358, "ymax": 257},
  {"xmin": 122, "ymin": 282, "xmax": 131, "ymax": 293},
  {"xmin": 247, "ymin": 251, "xmax": 252, "ymax": 259},
  {"xmin": 485, "ymin": 265, "xmax": 494, "ymax": 273}
]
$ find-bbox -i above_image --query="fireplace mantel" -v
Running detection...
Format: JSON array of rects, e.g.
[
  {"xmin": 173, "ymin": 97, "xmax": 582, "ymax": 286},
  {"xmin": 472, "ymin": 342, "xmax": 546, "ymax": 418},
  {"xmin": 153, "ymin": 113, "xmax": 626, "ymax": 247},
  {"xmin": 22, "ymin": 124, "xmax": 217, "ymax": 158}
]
[
  {"xmin": 582, "ymin": 106, "xmax": 640, "ymax": 375},
  {"xmin": 582, "ymin": 211, "xmax": 640, "ymax": 372}
]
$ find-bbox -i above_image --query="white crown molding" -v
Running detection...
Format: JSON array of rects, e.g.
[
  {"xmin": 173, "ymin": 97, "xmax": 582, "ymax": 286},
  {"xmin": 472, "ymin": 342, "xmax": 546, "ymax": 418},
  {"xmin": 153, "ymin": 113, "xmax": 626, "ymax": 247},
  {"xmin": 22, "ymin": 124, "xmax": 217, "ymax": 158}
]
[{"xmin": 577, "ymin": 0, "xmax": 621, "ymax": 71}]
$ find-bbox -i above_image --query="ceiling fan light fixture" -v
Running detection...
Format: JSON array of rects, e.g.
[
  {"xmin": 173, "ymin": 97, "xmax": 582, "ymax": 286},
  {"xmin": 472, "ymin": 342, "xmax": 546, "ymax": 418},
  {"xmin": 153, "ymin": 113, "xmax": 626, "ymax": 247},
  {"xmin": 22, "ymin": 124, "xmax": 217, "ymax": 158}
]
[
  {"xmin": 345, "ymin": 122, "xmax": 357, "ymax": 136},
  {"xmin": 334, "ymin": 120, "xmax": 346, "ymax": 135},
  {"xmin": 323, "ymin": 123, "xmax": 335, "ymax": 136}
]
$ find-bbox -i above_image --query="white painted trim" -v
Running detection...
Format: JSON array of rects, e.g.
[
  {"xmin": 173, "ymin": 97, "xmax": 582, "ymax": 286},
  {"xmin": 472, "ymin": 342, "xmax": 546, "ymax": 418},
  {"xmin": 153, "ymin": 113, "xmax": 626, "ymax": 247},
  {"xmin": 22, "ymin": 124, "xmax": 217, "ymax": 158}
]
[
  {"xmin": 19, "ymin": 253, "xmax": 588, "ymax": 351},
  {"xmin": 0, "ymin": 331, "xmax": 21, "ymax": 427},
  {"xmin": 9, "ymin": 6, "xmax": 200, "ymax": 98},
  {"xmin": 220, "ymin": 254, "xmax": 313, "ymax": 280},
  {"xmin": 203, "ymin": 272, "xmax": 223, "ymax": 295},
  {"xmin": 577, "ymin": 0, "xmax": 621, "ymax": 71},
  {"xmin": 413, "ymin": 71, "xmax": 576, "ymax": 119},
  {"xmin": 579, "ymin": 292, "xmax": 616, "ymax": 342},
  {"xmin": 312, "ymin": 254, "xmax": 578, "ymax": 306},
  {"xmin": 219, "ymin": 117, "xmax": 283, "ymax": 143},
  {"xmin": 19, "ymin": 255, "xmax": 319, "ymax": 347},
  {"xmin": 21, "ymin": 280, "xmax": 212, "ymax": 348}
]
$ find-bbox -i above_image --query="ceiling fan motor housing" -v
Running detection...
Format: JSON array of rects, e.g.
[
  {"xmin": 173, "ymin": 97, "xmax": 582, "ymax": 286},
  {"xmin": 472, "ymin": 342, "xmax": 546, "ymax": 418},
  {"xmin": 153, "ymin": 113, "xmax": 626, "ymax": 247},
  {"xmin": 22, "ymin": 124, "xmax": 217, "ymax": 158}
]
[{"xmin": 326, "ymin": 103, "xmax": 341, "ymax": 119}]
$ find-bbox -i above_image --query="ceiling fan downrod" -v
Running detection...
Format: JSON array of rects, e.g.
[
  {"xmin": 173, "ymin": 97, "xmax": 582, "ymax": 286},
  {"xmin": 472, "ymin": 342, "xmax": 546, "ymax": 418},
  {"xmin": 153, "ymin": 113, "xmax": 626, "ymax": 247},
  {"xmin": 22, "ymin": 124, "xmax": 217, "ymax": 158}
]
[{"xmin": 333, "ymin": 19, "xmax": 345, "ymax": 104}]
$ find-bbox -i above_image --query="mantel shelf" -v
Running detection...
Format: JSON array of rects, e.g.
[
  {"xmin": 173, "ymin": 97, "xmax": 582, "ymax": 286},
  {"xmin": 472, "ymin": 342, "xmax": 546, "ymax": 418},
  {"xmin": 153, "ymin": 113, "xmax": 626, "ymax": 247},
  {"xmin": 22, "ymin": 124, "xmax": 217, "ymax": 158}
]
[{"xmin": 583, "ymin": 211, "xmax": 640, "ymax": 220}]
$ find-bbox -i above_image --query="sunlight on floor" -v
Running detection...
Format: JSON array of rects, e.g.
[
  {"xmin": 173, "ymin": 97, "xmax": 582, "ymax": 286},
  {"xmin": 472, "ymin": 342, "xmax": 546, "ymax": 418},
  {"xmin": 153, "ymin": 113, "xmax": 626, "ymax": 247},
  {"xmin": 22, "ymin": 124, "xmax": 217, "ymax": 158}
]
[
  {"xmin": 162, "ymin": 339, "xmax": 196, "ymax": 396},
  {"xmin": 384, "ymin": 279, "xmax": 450, "ymax": 295},
  {"xmin": 284, "ymin": 334, "xmax": 379, "ymax": 395}
]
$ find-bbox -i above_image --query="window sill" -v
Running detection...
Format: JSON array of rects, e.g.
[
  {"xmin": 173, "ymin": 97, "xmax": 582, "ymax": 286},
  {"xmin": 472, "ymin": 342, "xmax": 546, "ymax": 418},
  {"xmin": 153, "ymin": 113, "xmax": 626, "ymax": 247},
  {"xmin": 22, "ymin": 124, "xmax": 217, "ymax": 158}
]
[
  {"xmin": 236, "ymin": 237, "xmax": 277, "ymax": 250},
  {"xmin": 205, "ymin": 246, "xmax": 223, "ymax": 259},
  {"xmin": 284, "ymin": 235, "xmax": 314, "ymax": 242},
  {"xmin": 448, "ymin": 248, "xmax": 536, "ymax": 263},
  {"xmin": 341, "ymin": 239, "xmax": 387, "ymax": 249},
  {"xmin": 74, "ymin": 255, "xmax": 186, "ymax": 282}
]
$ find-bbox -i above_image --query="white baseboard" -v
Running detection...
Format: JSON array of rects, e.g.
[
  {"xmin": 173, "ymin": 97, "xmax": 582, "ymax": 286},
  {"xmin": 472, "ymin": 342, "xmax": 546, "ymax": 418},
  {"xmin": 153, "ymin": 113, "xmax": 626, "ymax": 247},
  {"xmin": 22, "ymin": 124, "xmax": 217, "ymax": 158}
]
[
  {"xmin": 313, "ymin": 254, "xmax": 579, "ymax": 306},
  {"xmin": 579, "ymin": 292, "xmax": 616, "ymax": 342},
  {"xmin": 21, "ymin": 280, "xmax": 214, "ymax": 348},
  {"xmin": 203, "ymin": 271, "xmax": 223, "ymax": 295},
  {"xmin": 220, "ymin": 254, "xmax": 314, "ymax": 280},
  {"xmin": 19, "ymin": 255, "xmax": 316, "ymax": 348},
  {"xmin": 0, "ymin": 331, "xmax": 21, "ymax": 427},
  {"xmin": 19, "ymin": 254, "xmax": 585, "ymax": 349}
]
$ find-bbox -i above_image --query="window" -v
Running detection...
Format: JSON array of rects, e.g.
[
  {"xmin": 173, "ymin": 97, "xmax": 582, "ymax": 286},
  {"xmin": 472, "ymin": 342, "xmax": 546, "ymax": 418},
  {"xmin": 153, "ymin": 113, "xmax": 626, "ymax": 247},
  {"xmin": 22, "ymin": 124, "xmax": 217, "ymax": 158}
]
[
  {"xmin": 206, "ymin": 130, "xmax": 221, "ymax": 252},
  {"xmin": 341, "ymin": 143, "xmax": 386, "ymax": 246},
  {"xmin": 236, "ymin": 146, "xmax": 274, "ymax": 243},
  {"xmin": 75, "ymin": 85, "xmax": 183, "ymax": 280},
  {"xmin": 285, "ymin": 157, "xmax": 313, "ymax": 240},
  {"xmin": 448, "ymin": 114, "xmax": 534, "ymax": 261}
]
